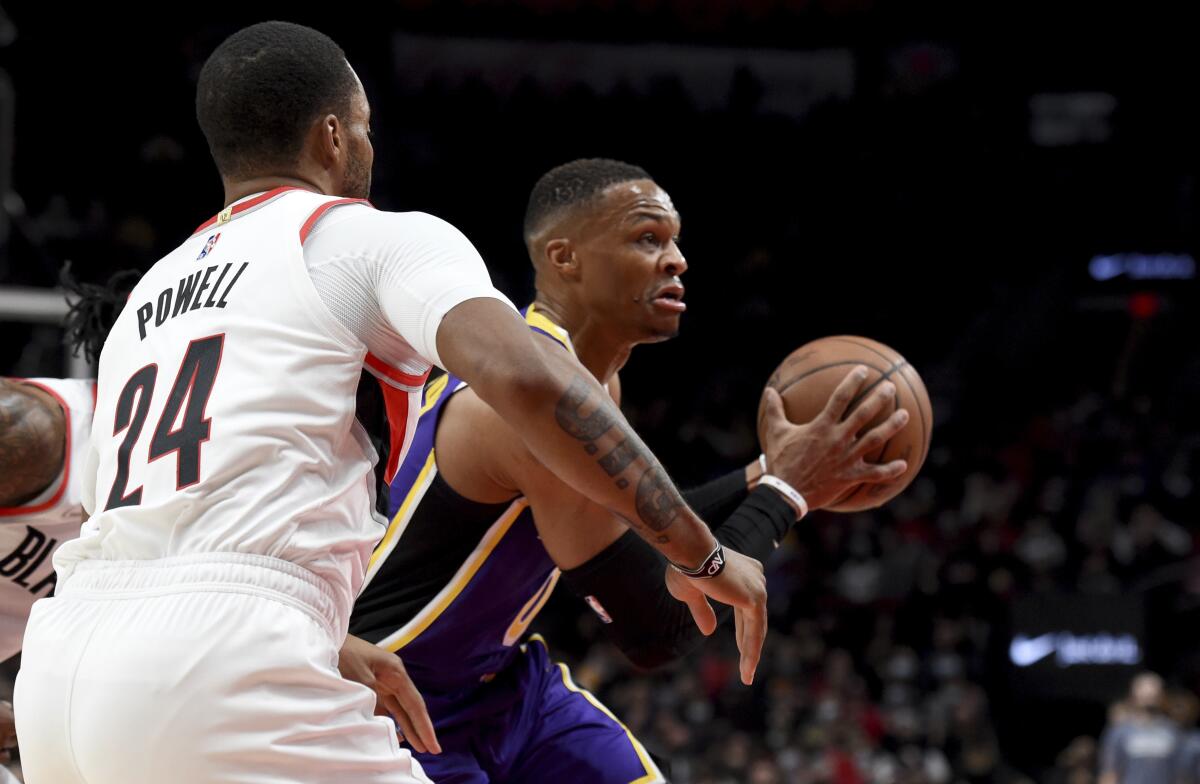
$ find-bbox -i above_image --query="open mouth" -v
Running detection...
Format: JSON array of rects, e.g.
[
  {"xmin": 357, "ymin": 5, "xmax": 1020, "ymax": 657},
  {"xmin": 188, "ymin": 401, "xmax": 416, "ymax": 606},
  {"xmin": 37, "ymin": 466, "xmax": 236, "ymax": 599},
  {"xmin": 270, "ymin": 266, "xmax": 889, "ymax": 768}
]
[{"xmin": 650, "ymin": 283, "xmax": 686, "ymax": 312}]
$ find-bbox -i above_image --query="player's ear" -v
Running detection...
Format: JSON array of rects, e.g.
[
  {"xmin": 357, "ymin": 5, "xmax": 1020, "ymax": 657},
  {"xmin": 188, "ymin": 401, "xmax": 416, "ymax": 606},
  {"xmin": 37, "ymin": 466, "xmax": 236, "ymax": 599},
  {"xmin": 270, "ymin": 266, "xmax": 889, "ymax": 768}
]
[
  {"xmin": 310, "ymin": 113, "xmax": 341, "ymax": 170},
  {"xmin": 544, "ymin": 238, "xmax": 581, "ymax": 281}
]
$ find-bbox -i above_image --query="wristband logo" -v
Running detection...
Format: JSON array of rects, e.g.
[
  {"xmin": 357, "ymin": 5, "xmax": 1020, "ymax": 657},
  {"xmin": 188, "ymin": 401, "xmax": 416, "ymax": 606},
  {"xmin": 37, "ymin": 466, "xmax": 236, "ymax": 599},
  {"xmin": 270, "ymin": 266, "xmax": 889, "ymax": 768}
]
[{"xmin": 706, "ymin": 548, "xmax": 725, "ymax": 576}]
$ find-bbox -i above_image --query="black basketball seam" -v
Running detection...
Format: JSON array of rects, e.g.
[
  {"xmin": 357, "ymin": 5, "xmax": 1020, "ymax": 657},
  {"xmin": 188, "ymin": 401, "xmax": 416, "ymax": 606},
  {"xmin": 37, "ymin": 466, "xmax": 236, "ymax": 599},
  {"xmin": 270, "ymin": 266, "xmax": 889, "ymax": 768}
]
[
  {"xmin": 825, "ymin": 336, "xmax": 905, "ymax": 365},
  {"xmin": 847, "ymin": 361, "xmax": 907, "ymax": 418},
  {"xmin": 776, "ymin": 358, "xmax": 909, "ymax": 511},
  {"xmin": 775, "ymin": 360, "xmax": 889, "ymax": 396},
  {"xmin": 831, "ymin": 361, "xmax": 905, "ymax": 510},
  {"xmin": 778, "ymin": 359, "xmax": 906, "ymax": 429},
  {"xmin": 830, "ymin": 336, "xmax": 930, "ymax": 469},
  {"xmin": 820, "ymin": 333, "xmax": 921, "ymax": 458},
  {"xmin": 811, "ymin": 338, "xmax": 931, "ymax": 475}
]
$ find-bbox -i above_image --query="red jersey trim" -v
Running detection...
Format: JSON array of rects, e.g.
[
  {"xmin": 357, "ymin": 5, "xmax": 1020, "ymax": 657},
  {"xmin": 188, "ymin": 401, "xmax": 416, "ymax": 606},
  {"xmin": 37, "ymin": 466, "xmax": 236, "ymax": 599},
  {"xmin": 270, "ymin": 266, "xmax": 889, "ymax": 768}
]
[
  {"xmin": 364, "ymin": 353, "xmax": 430, "ymax": 389},
  {"xmin": 298, "ymin": 198, "xmax": 373, "ymax": 245},
  {"xmin": 192, "ymin": 186, "xmax": 304, "ymax": 236},
  {"xmin": 0, "ymin": 380, "xmax": 74, "ymax": 517},
  {"xmin": 375, "ymin": 379, "xmax": 412, "ymax": 485}
]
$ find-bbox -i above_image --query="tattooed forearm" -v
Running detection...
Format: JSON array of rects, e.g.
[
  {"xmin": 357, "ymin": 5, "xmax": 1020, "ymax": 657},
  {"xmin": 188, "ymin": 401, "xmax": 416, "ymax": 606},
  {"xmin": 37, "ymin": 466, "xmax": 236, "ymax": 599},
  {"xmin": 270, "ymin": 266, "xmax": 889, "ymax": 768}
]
[
  {"xmin": 554, "ymin": 376, "xmax": 618, "ymax": 442},
  {"xmin": 635, "ymin": 466, "xmax": 682, "ymax": 532},
  {"xmin": 597, "ymin": 439, "xmax": 638, "ymax": 477},
  {"xmin": 554, "ymin": 374, "xmax": 686, "ymax": 540},
  {"xmin": 0, "ymin": 380, "xmax": 66, "ymax": 507}
]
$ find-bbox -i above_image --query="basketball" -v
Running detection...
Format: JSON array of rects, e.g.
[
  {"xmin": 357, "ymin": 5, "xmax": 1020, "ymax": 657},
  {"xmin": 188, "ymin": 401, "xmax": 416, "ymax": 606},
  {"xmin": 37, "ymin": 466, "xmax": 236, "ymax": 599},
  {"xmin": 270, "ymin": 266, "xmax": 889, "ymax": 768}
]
[{"xmin": 758, "ymin": 336, "xmax": 932, "ymax": 512}]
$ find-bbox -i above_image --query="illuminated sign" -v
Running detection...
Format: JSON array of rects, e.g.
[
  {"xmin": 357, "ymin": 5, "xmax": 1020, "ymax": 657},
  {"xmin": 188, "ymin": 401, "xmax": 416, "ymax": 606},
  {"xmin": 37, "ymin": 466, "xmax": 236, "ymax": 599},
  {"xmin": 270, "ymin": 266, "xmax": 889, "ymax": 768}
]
[
  {"xmin": 1089, "ymin": 253, "xmax": 1196, "ymax": 281},
  {"xmin": 1009, "ymin": 594, "xmax": 1144, "ymax": 702},
  {"xmin": 1009, "ymin": 632, "xmax": 1142, "ymax": 668}
]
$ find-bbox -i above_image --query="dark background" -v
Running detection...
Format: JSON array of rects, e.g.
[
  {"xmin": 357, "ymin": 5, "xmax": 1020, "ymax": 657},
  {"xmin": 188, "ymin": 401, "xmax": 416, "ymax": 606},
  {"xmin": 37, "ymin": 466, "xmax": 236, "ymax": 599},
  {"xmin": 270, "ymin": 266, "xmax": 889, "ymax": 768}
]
[{"xmin": 2, "ymin": 3, "xmax": 1198, "ymax": 781}]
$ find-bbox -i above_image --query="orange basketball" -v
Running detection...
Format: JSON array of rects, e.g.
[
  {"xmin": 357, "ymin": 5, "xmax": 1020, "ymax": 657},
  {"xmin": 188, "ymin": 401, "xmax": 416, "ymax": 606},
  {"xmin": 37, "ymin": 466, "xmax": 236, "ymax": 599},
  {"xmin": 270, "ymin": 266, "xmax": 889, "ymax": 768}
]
[{"xmin": 757, "ymin": 336, "xmax": 932, "ymax": 512}]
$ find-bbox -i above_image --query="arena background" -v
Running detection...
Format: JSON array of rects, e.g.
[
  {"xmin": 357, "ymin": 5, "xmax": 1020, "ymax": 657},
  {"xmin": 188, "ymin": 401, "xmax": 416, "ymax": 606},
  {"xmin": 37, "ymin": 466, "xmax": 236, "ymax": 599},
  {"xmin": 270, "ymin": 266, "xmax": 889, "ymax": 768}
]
[{"xmin": 2, "ymin": 3, "xmax": 1198, "ymax": 782}]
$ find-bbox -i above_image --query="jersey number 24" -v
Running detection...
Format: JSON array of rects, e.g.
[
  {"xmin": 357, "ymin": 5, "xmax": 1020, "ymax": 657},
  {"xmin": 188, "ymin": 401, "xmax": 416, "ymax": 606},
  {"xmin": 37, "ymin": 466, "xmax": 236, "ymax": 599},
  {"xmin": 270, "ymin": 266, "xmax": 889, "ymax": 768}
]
[{"xmin": 105, "ymin": 334, "xmax": 225, "ymax": 511}]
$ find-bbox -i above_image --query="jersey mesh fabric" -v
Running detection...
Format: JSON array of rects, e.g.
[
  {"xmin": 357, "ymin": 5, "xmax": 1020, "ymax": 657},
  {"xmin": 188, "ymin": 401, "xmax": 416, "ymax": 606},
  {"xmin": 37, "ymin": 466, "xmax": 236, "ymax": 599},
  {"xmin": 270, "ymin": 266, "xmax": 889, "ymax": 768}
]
[{"xmin": 303, "ymin": 205, "xmax": 515, "ymax": 372}]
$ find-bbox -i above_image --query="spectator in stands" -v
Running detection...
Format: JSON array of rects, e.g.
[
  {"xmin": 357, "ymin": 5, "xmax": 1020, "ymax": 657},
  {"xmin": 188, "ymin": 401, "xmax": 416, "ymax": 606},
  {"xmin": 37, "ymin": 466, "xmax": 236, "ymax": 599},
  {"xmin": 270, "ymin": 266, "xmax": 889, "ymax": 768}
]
[{"xmin": 1098, "ymin": 672, "xmax": 1185, "ymax": 784}]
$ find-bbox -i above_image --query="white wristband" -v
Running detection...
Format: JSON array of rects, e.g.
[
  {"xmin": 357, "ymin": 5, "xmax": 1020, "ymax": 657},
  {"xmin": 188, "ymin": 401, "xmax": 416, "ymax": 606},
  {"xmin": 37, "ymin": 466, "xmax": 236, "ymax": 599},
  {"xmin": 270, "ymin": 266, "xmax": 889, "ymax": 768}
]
[{"xmin": 758, "ymin": 474, "xmax": 808, "ymax": 520}]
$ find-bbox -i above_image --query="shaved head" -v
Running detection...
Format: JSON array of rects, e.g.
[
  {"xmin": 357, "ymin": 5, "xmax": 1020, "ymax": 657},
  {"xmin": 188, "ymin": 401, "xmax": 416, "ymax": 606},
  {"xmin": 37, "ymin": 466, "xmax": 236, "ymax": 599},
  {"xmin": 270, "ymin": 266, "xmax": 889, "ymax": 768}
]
[{"xmin": 523, "ymin": 158, "xmax": 651, "ymax": 253}]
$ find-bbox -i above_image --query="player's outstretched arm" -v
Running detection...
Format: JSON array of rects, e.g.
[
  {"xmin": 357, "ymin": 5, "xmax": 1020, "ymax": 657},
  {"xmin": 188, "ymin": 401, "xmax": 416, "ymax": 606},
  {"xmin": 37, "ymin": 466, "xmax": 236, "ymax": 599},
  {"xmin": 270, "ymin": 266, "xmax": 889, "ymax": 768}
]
[
  {"xmin": 436, "ymin": 298, "xmax": 767, "ymax": 683},
  {"xmin": 430, "ymin": 380, "xmax": 752, "ymax": 672},
  {"xmin": 438, "ymin": 299, "xmax": 713, "ymax": 565},
  {"xmin": 0, "ymin": 379, "xmax": 65, "ymax": 509},
  {"xmin": 546, "ymin": 367, "xmax": 914, "ymax": 669}
]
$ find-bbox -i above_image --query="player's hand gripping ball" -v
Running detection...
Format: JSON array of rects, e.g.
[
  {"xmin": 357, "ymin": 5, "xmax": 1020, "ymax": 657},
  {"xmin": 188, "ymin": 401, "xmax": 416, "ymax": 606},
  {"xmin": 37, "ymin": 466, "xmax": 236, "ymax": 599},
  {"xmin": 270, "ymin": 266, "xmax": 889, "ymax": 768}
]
[{"xmin": 758, "ymin": 336, "xmax": 932, "ymax": 511}]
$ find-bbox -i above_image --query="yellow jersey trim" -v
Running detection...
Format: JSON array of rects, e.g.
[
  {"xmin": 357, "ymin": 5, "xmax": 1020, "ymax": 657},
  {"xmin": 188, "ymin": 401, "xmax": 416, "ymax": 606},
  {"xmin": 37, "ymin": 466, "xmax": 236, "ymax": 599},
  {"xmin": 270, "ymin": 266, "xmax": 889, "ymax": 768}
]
[
  {"xmin": 551, "ymin": 648, "xmax": 664, "ymax": 784},
  {"xmin": 380, "ymin": 497, "xmax": 531, "ymax": 652},
  {"xmin": 503, "ymin": 569, "xmax": 561, "ymax": 647},
  {"xmin": 525, "ymin": 303, "xmax": 576, "ymax": 355},
  {"xmin": 421, "ymin": 374, "xmax": 452, "ymax": 415},
  {"xmin": 365, "ymin": 449, "xmax": 438, "ymax": 583}
]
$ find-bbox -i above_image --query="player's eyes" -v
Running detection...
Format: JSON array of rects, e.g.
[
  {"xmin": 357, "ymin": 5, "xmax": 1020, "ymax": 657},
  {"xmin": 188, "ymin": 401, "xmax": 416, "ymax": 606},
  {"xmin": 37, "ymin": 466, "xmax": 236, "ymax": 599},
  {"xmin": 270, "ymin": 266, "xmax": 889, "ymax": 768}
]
[{"xmin": 639, "ymin": 232, "xmax": 660, "ymax": 246}]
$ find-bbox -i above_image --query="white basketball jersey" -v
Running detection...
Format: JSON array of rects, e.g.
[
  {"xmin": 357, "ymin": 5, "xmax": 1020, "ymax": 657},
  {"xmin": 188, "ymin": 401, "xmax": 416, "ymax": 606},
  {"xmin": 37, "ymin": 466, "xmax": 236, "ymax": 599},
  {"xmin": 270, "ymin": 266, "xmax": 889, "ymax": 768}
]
[
  {"xmin": 55, "ymin": 188, "xmax": 430, "ymax": 637},
  {"xmin": 0, "ymin": 377, "xmax": 94, "ymax": 660}
]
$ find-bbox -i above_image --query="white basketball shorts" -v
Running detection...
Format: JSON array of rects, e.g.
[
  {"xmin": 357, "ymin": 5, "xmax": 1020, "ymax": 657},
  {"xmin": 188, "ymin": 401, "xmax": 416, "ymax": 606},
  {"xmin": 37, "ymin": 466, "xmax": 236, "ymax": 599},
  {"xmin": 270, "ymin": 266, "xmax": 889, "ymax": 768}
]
[{"xmin": 13, "ymin": 553, "xmax": 431, "ymax": 784}]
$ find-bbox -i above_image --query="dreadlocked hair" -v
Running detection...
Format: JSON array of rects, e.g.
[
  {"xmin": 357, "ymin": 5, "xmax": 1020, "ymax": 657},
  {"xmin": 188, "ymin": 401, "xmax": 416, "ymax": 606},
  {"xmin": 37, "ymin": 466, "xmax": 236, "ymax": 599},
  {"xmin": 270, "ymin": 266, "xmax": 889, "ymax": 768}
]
[{"xmin": 59, "ymin": 262, "xmax": 141, "ymax": 365}]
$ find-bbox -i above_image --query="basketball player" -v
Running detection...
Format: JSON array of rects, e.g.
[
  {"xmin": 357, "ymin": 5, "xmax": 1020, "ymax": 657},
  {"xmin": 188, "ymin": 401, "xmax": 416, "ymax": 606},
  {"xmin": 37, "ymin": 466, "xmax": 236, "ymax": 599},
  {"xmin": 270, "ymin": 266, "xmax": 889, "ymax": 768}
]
[
  {"xmin": 347, "ymin": 158, "xmax": 910, "ymax": 783},
  {"xmin": 13, "ymin": 23, "xmax": 770, "ymax": 784},
  {"xmin": 0, "ymin": 377, "xmax": 93, "ymax": 659},
  {"xmin": 0, "ymin": 374, "xmax": 94, "ymax": 779},
  {"xmin": 0, "ymin": 267, "xmax": 436, "ymax": 767},
  {"xmin": 0, "ymin": 270, "xmax": 142, "ymax": 625},
  {"xmin": 0, "ymin": 267, "xmax": 136, "ymax": 775}
]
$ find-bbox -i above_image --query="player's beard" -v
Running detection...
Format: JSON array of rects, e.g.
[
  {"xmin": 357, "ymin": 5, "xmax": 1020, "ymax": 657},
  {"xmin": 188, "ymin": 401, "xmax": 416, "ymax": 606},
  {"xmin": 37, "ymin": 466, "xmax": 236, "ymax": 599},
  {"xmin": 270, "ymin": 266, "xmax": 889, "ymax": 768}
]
[{"xmin": 343, "ymin": 151, "xmax": 372, "ymax": 200}]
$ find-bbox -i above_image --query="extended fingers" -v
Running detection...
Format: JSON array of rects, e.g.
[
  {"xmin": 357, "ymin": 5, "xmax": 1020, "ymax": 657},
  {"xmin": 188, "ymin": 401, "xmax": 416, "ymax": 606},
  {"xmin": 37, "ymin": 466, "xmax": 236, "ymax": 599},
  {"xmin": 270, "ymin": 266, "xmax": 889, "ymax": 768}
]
[
  {"xmin": 840, "ymin": 380, "xmax": 896, "ymax": 435},
  {"xmin": 735, "ymin": 604, "xmax": 767, "ymax": 685},
  {"xmin": 851, "ymin": 409, "xmax": 910, "ymax": 459},
  {"xmin": 380, "ymin": 665, "xmax": 441, "ymax": 755},
  {"xmin": 855, "ymin": 458, "xmax": 909, "ymax": 483},
  {"xmin": 821, "ymin": 366, "xmax": 871, "ymax": 422}
]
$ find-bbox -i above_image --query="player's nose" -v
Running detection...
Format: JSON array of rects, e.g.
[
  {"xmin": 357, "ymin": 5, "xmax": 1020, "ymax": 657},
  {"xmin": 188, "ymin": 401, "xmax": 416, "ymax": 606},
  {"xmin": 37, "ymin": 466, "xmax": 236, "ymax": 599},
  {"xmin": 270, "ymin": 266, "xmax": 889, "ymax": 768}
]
[{"xmin": 661, "ymin": 245, "xmax": 687, "ymax": 277}]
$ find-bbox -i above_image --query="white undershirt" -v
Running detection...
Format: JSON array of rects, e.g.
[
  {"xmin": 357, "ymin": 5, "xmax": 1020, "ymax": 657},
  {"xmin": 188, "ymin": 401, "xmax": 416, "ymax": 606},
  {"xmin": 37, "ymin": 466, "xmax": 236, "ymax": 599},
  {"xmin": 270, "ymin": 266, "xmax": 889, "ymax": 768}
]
[{"xmin": 302, "ymin": 203, "xmax": 515, "ymax": 372}]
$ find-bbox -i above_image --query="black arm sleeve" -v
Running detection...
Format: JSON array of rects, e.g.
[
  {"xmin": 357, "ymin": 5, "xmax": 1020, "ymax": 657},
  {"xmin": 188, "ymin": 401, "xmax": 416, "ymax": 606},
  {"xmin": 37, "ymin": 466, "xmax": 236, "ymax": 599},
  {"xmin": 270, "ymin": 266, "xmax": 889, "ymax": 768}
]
[
  {"xmin": 682, "ymin": 467, "xmax": 750, "ymax": 522},
  {"xmin": 560, "ymin": 486, "xmax": 796, "ymax": 670}
]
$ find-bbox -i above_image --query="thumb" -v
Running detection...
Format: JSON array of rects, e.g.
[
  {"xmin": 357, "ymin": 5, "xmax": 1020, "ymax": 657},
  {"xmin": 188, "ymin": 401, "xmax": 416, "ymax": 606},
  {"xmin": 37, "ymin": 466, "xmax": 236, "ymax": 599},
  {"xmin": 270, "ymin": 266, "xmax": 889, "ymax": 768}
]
[
  {"xmin": 684, "ymin": 590, "xmax": 718, "ymax": 636},
  {"xmin": 667, "ymin": 570, "xmax": 718, "ymax": 636},
  {"xmin": 761, "ymin": 386, "xmax": 791, "ymax": 437}
]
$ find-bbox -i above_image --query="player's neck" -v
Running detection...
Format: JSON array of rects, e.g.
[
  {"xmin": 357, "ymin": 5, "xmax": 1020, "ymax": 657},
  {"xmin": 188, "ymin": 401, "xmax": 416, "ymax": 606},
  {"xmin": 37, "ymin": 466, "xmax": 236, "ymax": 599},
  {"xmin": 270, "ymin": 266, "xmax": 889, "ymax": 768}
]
[
  {"xmin": 222, "ymin": 176, "xmax": 327, "ymax": 207},
  {"xmin": 531, "ymin": 298, "xmax": 632, "ymax": 385}
]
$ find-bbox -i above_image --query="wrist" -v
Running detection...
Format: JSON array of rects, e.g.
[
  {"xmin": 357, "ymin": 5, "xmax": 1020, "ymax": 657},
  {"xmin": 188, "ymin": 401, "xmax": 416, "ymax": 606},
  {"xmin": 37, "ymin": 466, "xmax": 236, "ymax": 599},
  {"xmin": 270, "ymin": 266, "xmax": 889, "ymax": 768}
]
[
  {"xmin": 669, "ymin": 543, "xmax": 726, "ymax": 579},
  {"xmin": 660, "ymin": 513, "xmax": 720, "ymax": 569},
  {"xmin": 757, "ymin": 474, "xmax": 809, "ymax": 521},
  {"xmin": 745, "ymin": 453, "xmax": 767, "ymax": 488}
]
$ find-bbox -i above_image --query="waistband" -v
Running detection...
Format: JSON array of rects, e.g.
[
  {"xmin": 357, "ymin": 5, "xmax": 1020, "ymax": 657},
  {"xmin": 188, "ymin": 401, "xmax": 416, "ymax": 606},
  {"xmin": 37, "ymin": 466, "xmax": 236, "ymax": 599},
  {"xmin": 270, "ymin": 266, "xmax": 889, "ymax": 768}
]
[{"xmin": 57, "ymin": 552, "xmax": 343, "ymax": 640}]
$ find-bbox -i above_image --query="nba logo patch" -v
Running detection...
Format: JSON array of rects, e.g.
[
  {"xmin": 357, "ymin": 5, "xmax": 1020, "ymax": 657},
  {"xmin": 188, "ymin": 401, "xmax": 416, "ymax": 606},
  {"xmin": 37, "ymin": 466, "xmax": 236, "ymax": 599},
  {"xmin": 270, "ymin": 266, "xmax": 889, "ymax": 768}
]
[
  {"xmin": 197, "ymin": 233, "xmax": 221, "ymax": 260},
  {"xmin": 584, "ymin": 595, "xmax": 613, "ymax": 624}
]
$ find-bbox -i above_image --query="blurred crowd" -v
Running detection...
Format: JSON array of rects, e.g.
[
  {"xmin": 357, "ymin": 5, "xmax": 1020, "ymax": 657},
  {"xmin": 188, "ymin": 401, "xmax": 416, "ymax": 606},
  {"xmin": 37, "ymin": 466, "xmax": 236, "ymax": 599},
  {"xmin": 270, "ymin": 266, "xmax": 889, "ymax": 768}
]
[
  {"xmin": 539, "ymin": 382, "xmax": 1199, "ymax": 783},
  {"xmin": 4, "ymin": 10, "xmax": 1199, "ymax": 782}
]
